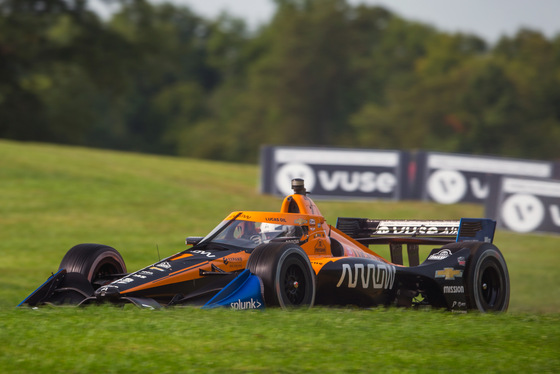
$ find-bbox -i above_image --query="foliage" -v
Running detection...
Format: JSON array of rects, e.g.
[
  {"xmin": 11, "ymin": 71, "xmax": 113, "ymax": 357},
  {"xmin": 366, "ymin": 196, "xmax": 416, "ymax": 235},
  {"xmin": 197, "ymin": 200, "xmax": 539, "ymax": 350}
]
[{"xmin": 1, "ymin": 0, "xmax": 559, "ymax": 162}]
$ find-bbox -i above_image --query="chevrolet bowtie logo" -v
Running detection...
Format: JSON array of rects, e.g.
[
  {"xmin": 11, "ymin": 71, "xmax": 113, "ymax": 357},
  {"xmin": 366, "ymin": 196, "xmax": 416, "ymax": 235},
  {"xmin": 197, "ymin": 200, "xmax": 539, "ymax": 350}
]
[{"xmin": 435, "ymin": 267, "xmax": 463, "ymax": 280}]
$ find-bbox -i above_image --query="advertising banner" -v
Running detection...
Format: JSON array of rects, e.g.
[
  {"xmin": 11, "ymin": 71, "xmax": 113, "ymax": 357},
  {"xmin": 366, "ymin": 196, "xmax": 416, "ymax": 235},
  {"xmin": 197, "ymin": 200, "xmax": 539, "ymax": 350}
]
[
  {"xmin": 486, "ymin": 177, "xmax": 560, "ymax": 235},
  {"xmin": 416, "ymin": 152, "xmax": 555, "ymax": 204},
  {"xmin": 260, "ymin": 146, "xmax": 410, "ymax": 200}
]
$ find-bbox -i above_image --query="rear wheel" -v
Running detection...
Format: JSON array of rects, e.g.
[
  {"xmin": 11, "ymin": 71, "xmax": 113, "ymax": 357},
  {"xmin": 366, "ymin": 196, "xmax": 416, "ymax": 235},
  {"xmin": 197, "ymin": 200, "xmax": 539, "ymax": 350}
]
[
  {"xmin": 465, "ymin": 243, "xmax": 510, "ymax": 312},
  {"xmin": 59, "ymin": 244, "xmax": 127, "ymax": 289},
  {"xmin": 247, "ymin": 243, "xmax": 315, "ymax": 308}
]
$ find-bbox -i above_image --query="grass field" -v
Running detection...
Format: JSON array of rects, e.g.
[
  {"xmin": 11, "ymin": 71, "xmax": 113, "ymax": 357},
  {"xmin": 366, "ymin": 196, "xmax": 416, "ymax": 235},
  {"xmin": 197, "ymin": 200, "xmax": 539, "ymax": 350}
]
[{"xmin": 1, "ymin": 140, "xmax": 559, "ymax": 373}]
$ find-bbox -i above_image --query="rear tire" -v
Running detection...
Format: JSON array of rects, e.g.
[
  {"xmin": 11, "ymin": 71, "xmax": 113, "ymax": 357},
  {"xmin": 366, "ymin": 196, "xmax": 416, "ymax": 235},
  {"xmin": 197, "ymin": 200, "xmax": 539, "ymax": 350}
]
[
  {"xmin": 465, "ymin": 243, "xmax": 510, "ymax": 312},
  {"xmin": 247, "ymin": 243, "xmax": 315, "ymax": 308},
  {"xmin": 59, "ymin": 244, "xmax": 127, "ymax": 289}
]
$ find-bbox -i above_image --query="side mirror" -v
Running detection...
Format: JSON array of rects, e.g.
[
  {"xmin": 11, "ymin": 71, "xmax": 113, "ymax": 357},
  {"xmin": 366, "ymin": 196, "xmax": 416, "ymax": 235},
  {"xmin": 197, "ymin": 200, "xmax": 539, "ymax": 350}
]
[{"xmin": 185, "ymin": 236, "xmax": 204, "ymax": 246}]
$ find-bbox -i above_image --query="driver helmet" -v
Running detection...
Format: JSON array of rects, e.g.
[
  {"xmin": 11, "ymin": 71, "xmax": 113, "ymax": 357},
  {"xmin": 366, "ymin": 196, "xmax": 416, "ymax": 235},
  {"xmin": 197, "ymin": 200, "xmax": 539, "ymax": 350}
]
[
  {"xmin": 260, "ymin": 223, "xmax": 285, "ymax": 241},
  {"xmin": 260, "ymin": 223, "xmax": 301, "ymax": 242}
]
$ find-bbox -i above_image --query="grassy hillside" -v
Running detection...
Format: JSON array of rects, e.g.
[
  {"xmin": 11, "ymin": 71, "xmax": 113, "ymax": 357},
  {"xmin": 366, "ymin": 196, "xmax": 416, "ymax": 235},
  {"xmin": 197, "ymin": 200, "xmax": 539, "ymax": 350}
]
[
  {"xmin": 1, "ymin": 140, "xmax": 560, "ymax": 373},
  {"xmin": 1, "ymin": 139, "xmax": 558, "ymax": 312}
]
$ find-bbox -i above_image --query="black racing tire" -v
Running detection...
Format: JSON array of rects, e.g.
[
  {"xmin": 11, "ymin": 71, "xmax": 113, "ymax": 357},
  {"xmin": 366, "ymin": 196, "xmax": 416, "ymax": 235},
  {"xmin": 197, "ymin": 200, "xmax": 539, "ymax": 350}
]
[
  {"xmin": 247, "ymin": 242, "xmax": 315, "ymax": 308},
  {"xmin": 59, "ymin": 244, "xmax": 127, "ymax": 289},
  {"xmin": 464, "ymin": 243, "xmax": 510, "ymax": 312}
]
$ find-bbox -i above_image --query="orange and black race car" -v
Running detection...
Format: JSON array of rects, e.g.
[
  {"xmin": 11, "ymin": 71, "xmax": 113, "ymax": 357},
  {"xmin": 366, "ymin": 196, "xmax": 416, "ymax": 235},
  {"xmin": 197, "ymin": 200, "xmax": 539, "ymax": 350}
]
[{"xmin": 19, "ymin": 179, "xmax": 510, "ymax": 312}]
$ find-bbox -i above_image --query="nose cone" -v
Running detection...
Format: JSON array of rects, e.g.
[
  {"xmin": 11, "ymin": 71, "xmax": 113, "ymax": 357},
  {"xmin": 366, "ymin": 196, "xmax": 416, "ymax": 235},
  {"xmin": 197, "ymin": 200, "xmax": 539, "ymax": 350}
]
[{"xmin": 94, "ymin": 285, "xmax": 121, "ymax": 300}]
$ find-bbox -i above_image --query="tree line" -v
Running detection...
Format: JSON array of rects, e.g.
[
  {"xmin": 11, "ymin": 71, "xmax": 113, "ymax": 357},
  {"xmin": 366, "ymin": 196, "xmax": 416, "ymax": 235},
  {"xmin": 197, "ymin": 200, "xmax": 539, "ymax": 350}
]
[{"xmin": 1, "ymin": 0, "xmax": 559, "ymax": 163}]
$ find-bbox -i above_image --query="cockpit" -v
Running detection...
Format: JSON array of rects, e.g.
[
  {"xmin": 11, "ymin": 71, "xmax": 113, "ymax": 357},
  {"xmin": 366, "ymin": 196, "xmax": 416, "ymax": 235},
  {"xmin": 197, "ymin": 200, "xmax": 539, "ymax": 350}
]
[{"xmin": 190, "ymin": 216, "xmax": 308, "ymax": 251}]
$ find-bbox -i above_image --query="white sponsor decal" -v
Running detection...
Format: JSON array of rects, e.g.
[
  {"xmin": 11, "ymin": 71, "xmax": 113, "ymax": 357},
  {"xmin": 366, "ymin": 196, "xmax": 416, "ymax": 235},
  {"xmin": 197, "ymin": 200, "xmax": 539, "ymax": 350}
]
[
  {"xmin": 275, "ymin": 163, "xmax": 397, "ymax": 195},
  {"xmin": 427, "ymin": 169, "xmax": 507, "ymax": 204},
  {"xmin": 451, "ymin": 301, "xmax": 467, "ymax": 309},
  {"xmin": 318, "ymin": 171, "xmax": 396, "ymax": 193},
  {"xmin": 275, "ymin": 163, "xmax": 316, "ymax": 195},
  {"xmin": 470, "ymin": 178, "xmax": 489, "ymax": 199},
  {"xmin": 427, "ymin": 170, "xmax": 468, "ymax": 204},
  {"xmin": 272, "ymin": 148, "xmax": 401, "ymax": 196},
  {"xmin": 551, "ymin": 205, "xmax": 560, "ymax": 227},
  {"xmin": 503, "ymin": 178, "xmax": 560, "ymax": 197},
  {"xmin": 499, "ymin": 177, "xmax": 560, "ymax": 232},
  {"xmin": 191, "ymin": 250, "xmax": 216, "ymax": 258},
  {"xmin": 114, "ymin": 277, "xmax": 134, "ymax": 284},
  {"xmin": 443, "ymin": 285, "xmax": 464, "ymax": 294},
  {"xmin": 158, "ymin": 261, "xmax": 172, "ymax": 269},
  {"xmin": 336, "ymin": 263, "xmax": 396, "ymax": 290},
  {"xmin": 427, "ymin": 154, "xmax": 551, "ymax": 177},
  {"xmin": 501, "ymin": 194, "xmax": 544, "ymax": 233},
  {"xmin": 97, "ymin": 285, "xmax": 118, "ymax": 293},
  {"xmin": 374, "ymin": 225, "xmax": 458, "ymax": 236},
  {"xmin": 428, "ymin": 249, "xmax": 453, "ymax": 261},
  {"xmin": 230, "ymin": 298, "xmax": 262, "ymax": 310},
  {"xmin": 275, "ymin": 149, "xmax": 399, "ymax": 167}
]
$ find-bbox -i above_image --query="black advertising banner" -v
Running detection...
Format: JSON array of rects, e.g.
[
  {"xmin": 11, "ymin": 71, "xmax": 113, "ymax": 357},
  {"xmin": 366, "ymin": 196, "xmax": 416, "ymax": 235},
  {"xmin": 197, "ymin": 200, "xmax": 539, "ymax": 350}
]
[
  {"xmin": 486, "ymin": 177, "xmax": 560, "ymax": 235},
  {"xmin": 417, "ymin": 152, "xmax": 555, "ymax": 205},
  {"xmin": 260, "ymin": 146, "xmax": 409, "ymax": 200}
]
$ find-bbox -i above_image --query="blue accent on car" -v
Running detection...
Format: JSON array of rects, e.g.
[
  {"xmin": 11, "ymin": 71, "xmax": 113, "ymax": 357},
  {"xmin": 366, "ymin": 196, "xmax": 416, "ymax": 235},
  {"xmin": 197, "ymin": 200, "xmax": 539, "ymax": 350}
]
[
  {"xmin": 18, "ymin": 268, "xmax": 66, "ymax": 307},
  {"xmin": 456, "ymin": 218, "xmax": 496, "ymax": 243},
  {"xmin": 203, "ymin": 269, "xmax": 265, "ymax": 310}
]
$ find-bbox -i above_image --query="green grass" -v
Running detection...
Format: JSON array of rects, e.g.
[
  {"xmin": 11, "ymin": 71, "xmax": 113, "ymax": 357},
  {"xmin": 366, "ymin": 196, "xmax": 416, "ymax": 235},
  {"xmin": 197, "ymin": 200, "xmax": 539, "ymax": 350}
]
[
  {"xmin": 1, "ymin": 307, "xmax": 559, "ymax": 373},
  {"xmin": 1, "ymin": 139, "xmax": 560, "ymax": 373}
]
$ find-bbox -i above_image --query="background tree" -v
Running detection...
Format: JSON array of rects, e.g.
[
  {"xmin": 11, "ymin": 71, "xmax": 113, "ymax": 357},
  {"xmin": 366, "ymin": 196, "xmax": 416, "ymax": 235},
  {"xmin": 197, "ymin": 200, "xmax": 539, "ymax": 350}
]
[
  {"xmin": 1, "ymin": 0, "xmax": 558, "ymax": 162},
  {"xmin": 0, "ymin": 0, "xmax": 135, "ymax": 145}
]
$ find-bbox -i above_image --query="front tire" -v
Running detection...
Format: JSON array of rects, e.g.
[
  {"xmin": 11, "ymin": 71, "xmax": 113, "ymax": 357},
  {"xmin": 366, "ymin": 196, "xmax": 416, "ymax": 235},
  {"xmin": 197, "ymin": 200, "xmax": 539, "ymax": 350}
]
[
  {"xmin": 247, "ymin": 243, "xmax": 315, "ymax": 308},
  {"xmin": 59, "ymin": 244, "xmax": 127, "ymax": 289},
  {"xmin": 465, "ymin": 243, "xmax": 510, "ymax": 312}
]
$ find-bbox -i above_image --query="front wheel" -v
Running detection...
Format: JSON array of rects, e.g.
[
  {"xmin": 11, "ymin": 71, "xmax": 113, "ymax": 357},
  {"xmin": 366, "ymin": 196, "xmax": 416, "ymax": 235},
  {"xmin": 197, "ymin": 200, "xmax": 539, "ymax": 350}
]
[
  {"xmin": 465, "ymin": 243, "xmax": 510, "ymax": 312},
  {"xmin": 247, "ymin": 243, "xmax": 315, "ymax": 308},
  {"xmin": 59, "ymin": 243, "xmax": 127, "ymax": 289}
]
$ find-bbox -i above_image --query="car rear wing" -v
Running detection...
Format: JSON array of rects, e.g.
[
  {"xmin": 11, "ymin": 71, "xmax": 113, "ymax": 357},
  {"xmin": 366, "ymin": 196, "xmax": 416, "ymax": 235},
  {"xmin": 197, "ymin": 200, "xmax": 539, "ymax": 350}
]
[{"xmin": 335, "ymin": 217, "xmax": 496, "ymax": 266}]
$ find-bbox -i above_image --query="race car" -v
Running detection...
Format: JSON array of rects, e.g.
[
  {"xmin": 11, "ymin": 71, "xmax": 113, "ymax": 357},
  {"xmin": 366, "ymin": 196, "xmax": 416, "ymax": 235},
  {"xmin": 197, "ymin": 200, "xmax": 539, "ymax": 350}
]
[{"xmin": 19, "ymin": 178, "xmax": 510, "ymax": 312}]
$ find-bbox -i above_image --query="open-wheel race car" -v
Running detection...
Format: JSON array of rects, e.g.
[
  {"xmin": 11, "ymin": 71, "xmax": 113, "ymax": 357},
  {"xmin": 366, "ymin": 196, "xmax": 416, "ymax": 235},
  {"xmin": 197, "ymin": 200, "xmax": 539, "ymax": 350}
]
[{"xmin": 19, "ymin": 179, "xmax": 510, "ymax": 312}]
